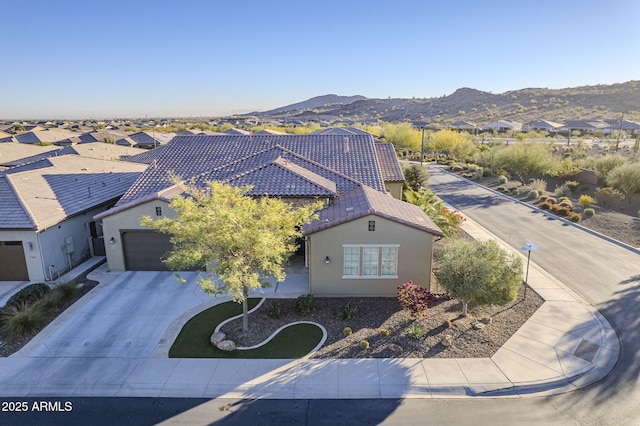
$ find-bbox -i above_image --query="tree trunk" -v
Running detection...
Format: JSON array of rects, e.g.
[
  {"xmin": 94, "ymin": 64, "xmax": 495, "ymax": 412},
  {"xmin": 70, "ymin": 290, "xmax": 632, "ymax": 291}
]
[
  {"xmin": 242, "ymin": 286, "xmax": 249, "ymax": 333},
  {"xmin": 461, "ymin": 301, "xmax": 469, "ymax": 317}
]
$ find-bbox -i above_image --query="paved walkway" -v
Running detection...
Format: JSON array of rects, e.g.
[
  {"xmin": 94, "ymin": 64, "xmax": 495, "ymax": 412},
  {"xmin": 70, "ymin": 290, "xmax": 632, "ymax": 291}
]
[{"xmin": 0, "ymin": 219, "xmax": 619, "ymax": 399}]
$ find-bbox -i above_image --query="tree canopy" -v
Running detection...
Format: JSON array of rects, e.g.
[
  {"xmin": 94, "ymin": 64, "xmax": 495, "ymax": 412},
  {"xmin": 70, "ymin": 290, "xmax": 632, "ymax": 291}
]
[
  {"xmin": 141, "ymin": 180, "xmax": 321, "ymax": 332},
  {"xmin": 427, "ymin": 129, "xmax": 476, "ymax": 161},
  {"xmin": 402, "ymin": 163, "xmax": 429, "ymax": 191},
  {"xmin": 435, "ymin": 239, "xmax": 523, "ymax": 316}
]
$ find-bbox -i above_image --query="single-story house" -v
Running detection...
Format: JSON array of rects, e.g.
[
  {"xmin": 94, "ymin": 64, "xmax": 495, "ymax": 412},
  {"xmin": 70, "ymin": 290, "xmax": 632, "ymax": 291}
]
[
  {"xmin": 522, "ymin": 120, "xmax": 563, "ymax": 133},
  {"xmin": 0, "ymin": 155, "xmax": 147, "ymax": 281},
  {"xmin": 481, "ymin": 120, "xmax": 523, "ymax": 133},
  {"xmin": 95, "ymin": 134, "xmax": 443, "ymax": 296}
]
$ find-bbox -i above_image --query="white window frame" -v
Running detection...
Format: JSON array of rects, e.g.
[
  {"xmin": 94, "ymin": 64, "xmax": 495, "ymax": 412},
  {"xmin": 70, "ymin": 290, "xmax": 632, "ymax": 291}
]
[{"xmin": 342, "ymin": 244, "xmax": 399, "ymax": 279}]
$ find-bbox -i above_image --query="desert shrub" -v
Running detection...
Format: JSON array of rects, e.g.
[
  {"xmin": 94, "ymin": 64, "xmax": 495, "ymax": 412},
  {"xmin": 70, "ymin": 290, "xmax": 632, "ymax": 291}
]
[
  {"xmin": 5, "ymin": 283, "xmax": 50, "ymax": 308},
  {"xmin": 558, "ymin": 196, "xmax": 571, "ymax": 203},
  {"xmin": 564, "ymin": 180, "xmax": 580, "ymax": 191},
  {"xmin": 596, "ymin": 187, "xmax": 623, "ymax": 209},
  {"xmin": 295, "ymin": 294, "xmax": 314, "ymax": 315},
  {"xmin": 1, "ymin": 302, "xmax": 47, "ymax": 337},
  {"xmin": 406, "ymin": 323, "xmax": 425, "ymax": 340},
  {"xmin": 559, "ymin": 201, "xmax": 573, "ymax": 209},
  {"xmin": 554, "ymin": 183, "xmax": 572, "ymax": 197},
  {"xmin": 451, "ymin": 165, "xmax": 463, "ymax": 172},
  {"xmin": 584, "ymin": 208, "xmax": 595, "ymax": 217},
  {"xmin": 539, "ymin": 195, "xmax": 550, "ymax": 202},
  {"xmin": 546, "ymin": 197, "xmax": 557, "ymax": 204},
  {"xmin": 527, "ymin": 190, "xmax": 540, "ymax": 200},
  {"xmin": 50, "ymin": 282, "xmax": 79, "ymax": 304},
  {"xmin": 397, "ymin": 281, "xmax": 433, "ymax": 319},
  {"xmin": 267, "ymin": 300, "xmax": 285, "ymax": 319},
  {"xmin": 579, "ymin": 194, "xmax": 594, "ymax": 208},
  {"xmin": 563, "ymin": 152, "xmax": 572, "ymax": 159},
  {"xmin": 336, "ymin": 302, "xmax": 359, "ymax": 321},
  {"xmin": 528, "ymin": 178, "xmax": 547, "ymax": 192},
  {"xmin": 539, "ymin": 201, "xmax": 553, "ymax": 210},
  {"xmin": 554, "ymin": 206, "xmax": 571, "ymax": 217},
  {"xmin": 359, "ymin": 340, "xmax": 370, "ymax": 350},
  {"xmin": 568, "ymin": 212, "xmax": 582, "ymax": 222},
  {"xmin": 379, "ymin": 328, "xmax": 390, "ymax": 336},
  {"xmin": 495, "ymin": 186, "xmax": 507, "ymax": 192},
  {"xmin": 482, "ymin": 169, "xmax": 493, "ymax": 177},
  {"xmin": 497, "ymin": 175, "xmax": 508, "ymax": 185},
  {"xmin": 510, "ymin": 187, "xmax": 520, "ymax": 195},
  {"xmin": 343, "ymin": 327, "xmax": 353, "ymax": 337}
]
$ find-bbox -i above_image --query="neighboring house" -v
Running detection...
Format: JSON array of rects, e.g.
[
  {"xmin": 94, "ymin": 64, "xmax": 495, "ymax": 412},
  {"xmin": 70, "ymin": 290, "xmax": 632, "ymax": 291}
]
[
  {"xmin": 223, "ymin": 128, "xmax": 252, "ymax": 135},
  {"xmin": 450, "ymin": 120, "xmax": 477, "ymax": 132},
  {"xmin": 481, "ymin": 120, "xmax": 523, "ymax": 132},
  {"xmin": 13, "ymin": 129, "xmax": 79, "ymax": 145},
  {"xmin": 559, "ymin": 120, "xmax": 609, "ymax": 135},
  {"xmin": 128, "ymin": 131, "xmax": 175, "ymax": 149},
  {"xmin": 0, "ymin": 156, "xmax": 147, "ymax": 282},
  {"xmin": 522, "ymin": 120, "xmax": 563, "ymax": 133},
  {"xmin": 603, "ymin": 119, "xmax": 640, "ymax": 136},
  {"xmin": 95, "ymin": 134, "xmax": 442, "ymax": 296}
]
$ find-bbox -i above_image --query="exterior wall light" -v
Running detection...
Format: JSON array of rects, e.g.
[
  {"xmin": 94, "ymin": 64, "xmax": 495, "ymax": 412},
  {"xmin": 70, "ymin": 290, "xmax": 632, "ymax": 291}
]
[
  {"xmin": 109, "ymin": 237, "xmax": 116, "ymax": 244},
  {"xmin": 325, "ymin": 256, "xmax": 330, "ymax": 264}
]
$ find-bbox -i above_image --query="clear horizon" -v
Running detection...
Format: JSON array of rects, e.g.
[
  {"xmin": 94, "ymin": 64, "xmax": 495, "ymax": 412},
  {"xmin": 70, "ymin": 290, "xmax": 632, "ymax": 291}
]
[{"xmin": 2, "ymin": 0, "xmax": 639, "ymax": 120}]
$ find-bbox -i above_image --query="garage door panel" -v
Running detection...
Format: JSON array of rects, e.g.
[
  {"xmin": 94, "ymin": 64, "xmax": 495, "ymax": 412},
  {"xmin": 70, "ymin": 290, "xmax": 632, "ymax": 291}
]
[
  {"xmin": 0, "ymin": 241, "xmax": 29, "ymax": 281},
  {"xmin": 122, "ymin": 231, "xmax": 173, "ymax": 271}
]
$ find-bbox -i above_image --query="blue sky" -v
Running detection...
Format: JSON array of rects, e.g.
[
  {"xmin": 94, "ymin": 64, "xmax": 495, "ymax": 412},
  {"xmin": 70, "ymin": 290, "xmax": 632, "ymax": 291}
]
[{"xmin": 2, "ymin": 0, "xmax": 639, "ymax": 119}]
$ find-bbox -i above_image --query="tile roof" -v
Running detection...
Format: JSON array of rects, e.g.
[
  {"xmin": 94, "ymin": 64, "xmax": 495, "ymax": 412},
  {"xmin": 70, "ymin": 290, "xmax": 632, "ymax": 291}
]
[
  {"xmin": 99, "ymin": 134, "xmax": 439, "ymax": 235},
  {"xmin": 224, "ymin": 157, "xmax": 337, "ymax": 197},
  {"xmin": 116, "ymin": 134, "xmax": 385, "ymax": 206},
  {"xmin": 0, "ymin": 142, "xmax": 61, "ymax": 166},
  {"xmin": 0, "ymin": 156, "xmax": 147, "ymax": 230},
  {"xmin": 312, "ymin": 127, "xmax": 374, "ymax": 136},
  {"xmin": 124, "ymin": 145, "xmax": 167, "ymax": 164},
  {"xmin": 375, "ymin": 143, "xmax": 404, "ymax": 182},
  {"xmin": 303, "ymin": 185, "xmax": 442, "ymax": 236}
]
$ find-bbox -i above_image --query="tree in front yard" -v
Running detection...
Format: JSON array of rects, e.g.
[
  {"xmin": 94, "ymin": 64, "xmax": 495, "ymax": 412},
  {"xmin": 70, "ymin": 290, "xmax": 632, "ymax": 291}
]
[
  {"xmin": 435, "ymin": 239, "xmax": 523, "ymax": 316},
  {"xmin": 402, "ymin": 164, "xmax": 429, "ymax": 191},
  {"xmin": 141, "ymin": 179, "xmax": 321, "ymax": 333}
]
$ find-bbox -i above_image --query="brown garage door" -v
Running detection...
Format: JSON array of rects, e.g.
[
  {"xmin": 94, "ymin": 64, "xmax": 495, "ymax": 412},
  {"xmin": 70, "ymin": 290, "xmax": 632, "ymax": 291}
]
[
  {"xmin": 122, "ymin": 231, "xmax": 173, "ymax": 271},
  {"xmin": 0, "ymin": 241, "xmax": 29, "ymax": 281}
]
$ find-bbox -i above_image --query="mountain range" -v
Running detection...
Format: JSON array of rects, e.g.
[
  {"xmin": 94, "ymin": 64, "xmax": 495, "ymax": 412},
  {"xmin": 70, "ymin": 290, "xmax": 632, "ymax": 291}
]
[{"xmin": 249, "ymin": 81, "xmax": 640, "ymax": 124}]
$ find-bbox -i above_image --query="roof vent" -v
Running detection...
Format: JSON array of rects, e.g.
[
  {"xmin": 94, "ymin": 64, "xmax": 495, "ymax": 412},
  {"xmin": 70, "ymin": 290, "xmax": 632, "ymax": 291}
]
[
  {"xmin": 346, "ymin": 206, "xmax": 354, "ymax": 212},
  {"xmin": 344, "ymin": 137, "xmax": 350, "ymax": 153}
]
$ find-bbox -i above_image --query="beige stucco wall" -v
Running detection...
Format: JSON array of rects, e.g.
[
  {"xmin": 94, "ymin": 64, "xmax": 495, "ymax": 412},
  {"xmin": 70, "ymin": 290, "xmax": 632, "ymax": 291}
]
[
  {"xmin": 307, "ymin": 215, "xmax": 434, "ymax": 297},
  {"xmin": 99, "ymin": 199, "xmax": 173, "ymax": 271},
  {"xmin": 386, "ymin": 182, "xmax": 403, "ymax": 200}
]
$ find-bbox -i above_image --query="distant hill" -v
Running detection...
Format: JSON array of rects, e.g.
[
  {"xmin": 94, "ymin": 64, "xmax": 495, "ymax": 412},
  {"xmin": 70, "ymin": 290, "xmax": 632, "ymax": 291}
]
[
  {"xmin": 259, "ymin": 94, "xmax": 367, "ymax": 115},
  {"xmin": 255, "ymin": 81, "xmax": 640, "ymax": 124}
]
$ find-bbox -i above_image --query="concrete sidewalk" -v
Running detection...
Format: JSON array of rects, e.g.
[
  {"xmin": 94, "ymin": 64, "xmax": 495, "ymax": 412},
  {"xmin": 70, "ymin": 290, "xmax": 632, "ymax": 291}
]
[{"xmin": 0, "ymin": 218, "xmax": 619, "ymax": 399}]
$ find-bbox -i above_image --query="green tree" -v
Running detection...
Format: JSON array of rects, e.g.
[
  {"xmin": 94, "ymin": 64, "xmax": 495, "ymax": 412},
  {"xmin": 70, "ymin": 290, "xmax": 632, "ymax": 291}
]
[
  {"xmin": 428, "ymin": 129, "xmax": 476, "ymax": 161},
  {"xmin": 403, "ymin": 188, "xmax": 464, "ymax": 237},
  {"xmin": 141, "ymin": 180, "xmax": 321, "ymax": 333},
  {"xmin": 380, "ymin": 122, "xmax": 421, "ymax": 151},
  {"xmin": 606, "ymin": 162, "xmax": 640, "ymax": 201},
  {"xmin": 494, "ymin": 142, "xmax": 559, "ymax": 185},
  {"xmin": 402, "ymin": 164, "xmax": 429, "ymax": 191},
  {"xmin": 435, "ymin": 239, "xmax": 523, "ymax": 316}
]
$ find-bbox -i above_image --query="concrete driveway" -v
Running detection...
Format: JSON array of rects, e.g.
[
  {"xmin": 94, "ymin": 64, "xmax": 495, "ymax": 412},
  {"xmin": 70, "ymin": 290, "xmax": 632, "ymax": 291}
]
[{"xmin": 16, "ymin": 271, "xmax": 214, "ymax": 358}]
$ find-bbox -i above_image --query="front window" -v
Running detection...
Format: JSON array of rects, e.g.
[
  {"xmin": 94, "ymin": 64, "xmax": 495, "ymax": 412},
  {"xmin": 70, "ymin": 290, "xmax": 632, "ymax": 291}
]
[{"xmin": 343, "ymin": 245, "xmax": 399, "ymax": 278}]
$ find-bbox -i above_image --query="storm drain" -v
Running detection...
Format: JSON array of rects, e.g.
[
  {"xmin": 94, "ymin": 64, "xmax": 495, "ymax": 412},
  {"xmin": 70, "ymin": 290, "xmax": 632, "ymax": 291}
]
[{"xmin": 573, "ymin": 339, "xmax": 599, "ymax": 362}]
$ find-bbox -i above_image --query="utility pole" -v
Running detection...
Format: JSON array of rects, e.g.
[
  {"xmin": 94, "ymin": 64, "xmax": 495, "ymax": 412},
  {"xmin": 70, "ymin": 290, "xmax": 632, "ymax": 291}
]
[{"xmin": 615, "ymin": 113, "xmax": 624, "ymax": 152}]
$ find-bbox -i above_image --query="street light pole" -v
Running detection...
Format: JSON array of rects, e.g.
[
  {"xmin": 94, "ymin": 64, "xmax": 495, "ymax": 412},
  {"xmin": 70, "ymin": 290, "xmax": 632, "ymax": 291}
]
[{"xmin": 420, "ymin": 126, "xmax": 425, "ymax": 165}]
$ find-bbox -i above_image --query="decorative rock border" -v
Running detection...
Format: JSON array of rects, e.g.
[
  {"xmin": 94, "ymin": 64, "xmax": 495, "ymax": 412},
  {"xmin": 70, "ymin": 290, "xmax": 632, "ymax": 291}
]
[{"xmin": 214, "ymin": 297, "xmax": 327, "ymax": 354}]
